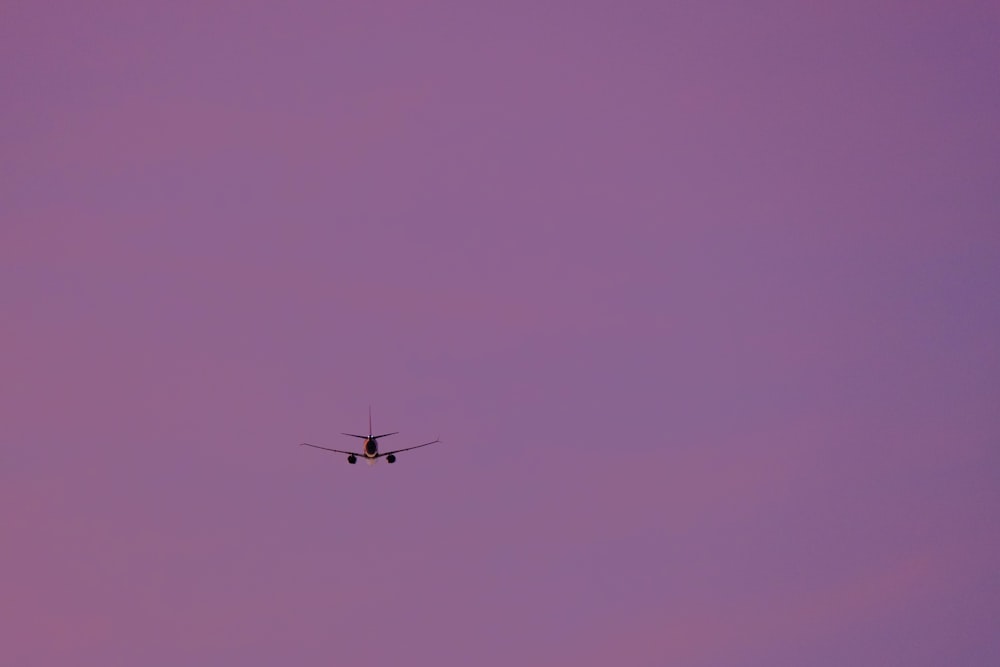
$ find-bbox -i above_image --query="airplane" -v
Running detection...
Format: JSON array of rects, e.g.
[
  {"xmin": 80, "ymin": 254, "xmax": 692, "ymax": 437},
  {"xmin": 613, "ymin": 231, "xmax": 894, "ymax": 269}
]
[{"xmin": 300, "ymin": 408, "xmax": 439, "ymax": 465}]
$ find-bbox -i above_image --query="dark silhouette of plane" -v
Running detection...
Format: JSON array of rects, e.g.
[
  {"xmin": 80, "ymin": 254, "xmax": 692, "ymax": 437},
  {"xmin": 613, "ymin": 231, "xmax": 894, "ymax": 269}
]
[{"xmin": 300, "ymin": 407, "xmax": 439, "ymax": 465}]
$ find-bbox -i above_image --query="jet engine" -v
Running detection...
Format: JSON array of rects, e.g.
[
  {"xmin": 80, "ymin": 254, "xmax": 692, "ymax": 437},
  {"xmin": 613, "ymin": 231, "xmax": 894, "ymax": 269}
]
[
  {"xmin": 347, "ymin": 455, "xmax": 357, "ymax": 464},
  {"xmin": 386, "ymin": 454, "xmax": 396, "ymax": 464}
]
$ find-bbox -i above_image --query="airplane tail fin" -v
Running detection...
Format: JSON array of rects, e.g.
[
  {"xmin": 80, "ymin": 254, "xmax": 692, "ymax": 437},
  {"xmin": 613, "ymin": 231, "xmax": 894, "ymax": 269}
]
[{"xmin": 369, "ymin": 405, "xmax": 397, "ymax": 439}]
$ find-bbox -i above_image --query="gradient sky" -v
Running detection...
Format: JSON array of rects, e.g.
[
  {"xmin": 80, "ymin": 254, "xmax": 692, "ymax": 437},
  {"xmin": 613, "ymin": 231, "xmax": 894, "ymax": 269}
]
[{"xmin": 2, "ymin": 2, "xmax": 999, "ymax": 665}]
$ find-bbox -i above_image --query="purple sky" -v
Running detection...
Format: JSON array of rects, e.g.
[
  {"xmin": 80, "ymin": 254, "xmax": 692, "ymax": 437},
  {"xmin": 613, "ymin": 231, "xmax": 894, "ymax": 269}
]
[{"xmin": 2, "ymin": 2, "xmax": 998, "ymax": 665}]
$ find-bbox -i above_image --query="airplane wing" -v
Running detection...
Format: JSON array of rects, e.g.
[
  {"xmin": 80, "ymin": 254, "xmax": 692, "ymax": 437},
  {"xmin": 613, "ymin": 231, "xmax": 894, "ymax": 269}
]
[
  {"xmin": 300, "ymin": 442, "xmax": 363, "ymax": 456},
  {"xmin": 379, "ymin": 439, "xmax": 441, "ymax": 457}
]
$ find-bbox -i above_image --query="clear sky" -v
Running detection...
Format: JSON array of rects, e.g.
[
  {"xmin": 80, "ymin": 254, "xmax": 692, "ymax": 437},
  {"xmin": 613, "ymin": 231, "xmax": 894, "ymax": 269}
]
[{"xmin": 2, "ymin": 2, "xmax": 998, "ymax": 665}]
